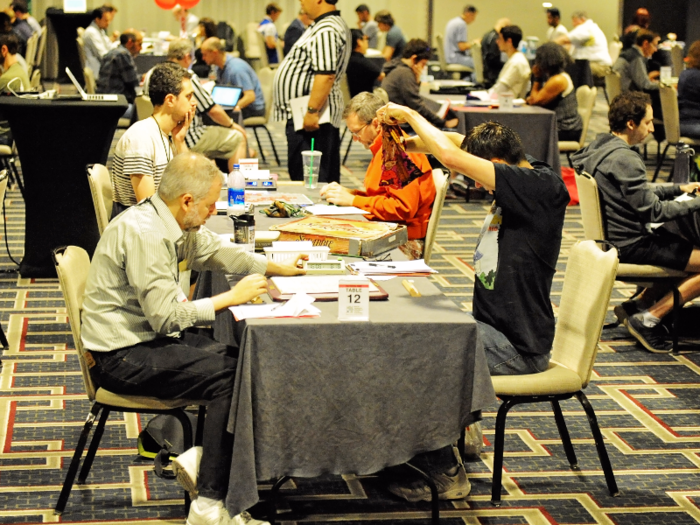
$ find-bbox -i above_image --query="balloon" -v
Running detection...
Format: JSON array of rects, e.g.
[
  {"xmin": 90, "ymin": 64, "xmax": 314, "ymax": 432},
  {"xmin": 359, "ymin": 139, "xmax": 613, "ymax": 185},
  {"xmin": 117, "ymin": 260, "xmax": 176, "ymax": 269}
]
[
  {"xmin": 155, "ymin": 0, "xmax": 178, "ymax": 9},
  {"xmin": 177, "ymin": 0, "xmax": 201, "ymax": 8}
]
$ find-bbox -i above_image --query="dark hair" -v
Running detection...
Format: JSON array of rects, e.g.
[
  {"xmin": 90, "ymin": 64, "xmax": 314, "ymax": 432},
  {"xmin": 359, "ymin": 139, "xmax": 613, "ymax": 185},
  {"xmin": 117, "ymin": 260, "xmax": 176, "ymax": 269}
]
[
  {"xmin": 0, "ymin": 32, "xmax": 20, "ymax": 55},
  {"xmin": 11, "ymin": 1, "xmax": 28, "ymax": 14},
  {"xmin": 462, "ymin": 121, "xmax": 526, "ymax": 164},
  {"xmin": 500, "ymin": 25, "xmax": 523, "ymax": 48},
  {"xmin": 635, "ymin": 29, "xmax": 659, "ymax": 47},
  {"xmin": 351, "ymin": 29, "xmax": 365, "ymax": 50},
  {"xmin": 608, "ymin": 91, "xmax": 651, "ymax": 132},
  {"xmin": 92, "ymin": 7, "xmax": 107, "ymax": 20},
  {"xmin": 148, "ymin": 62, "xmax": 192, "ymax": 106},
  {"xmin": 374, "ymin": 10, "xmax": 394, "ymax": 26},
  {"xmin": 631, "ymin": 7, "xmax": 650, "ymax": 29},
  {"xmin": 0, "ymin": 12, "xmax": 12, "ymax": 32},
  {"xmin": 119, "ymin": 32, "xmax": 135, "ymax": 46},
  {"xmin": 464, "ymin": 5, "xmax": 477, "ymax": 14},
  {"xmin": 546, "ymin": 7, "xmax": 560, "ymax": 18},
  {"xmin": 265, "ymin": 3, "xmax": 282, "ymax": 15},
  {"xmin": 326, "ymin": 0, "xmax": 339, "ymax": 5},
  {"xmin": 355, "ymin": 4, "xmax": 369, "ymax": 13},
  {"xmin": 199, "ymin": 17, "xmax": 217, "ymax": 39},
  {"xmin": 402, "ymin": 38, "xmax": 431, "ymax": 60},
  {"xmin": 534, "ymin": 42, "xmax": 571, "ymax": 76},
  {"xmin": 687, "ymin": 40, "xmax": 700, "ymax": 70}
]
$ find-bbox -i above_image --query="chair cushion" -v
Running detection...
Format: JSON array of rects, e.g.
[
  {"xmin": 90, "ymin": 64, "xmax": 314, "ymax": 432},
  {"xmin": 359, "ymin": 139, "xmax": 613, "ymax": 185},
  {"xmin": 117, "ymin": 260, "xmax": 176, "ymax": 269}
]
[
  {"xmin": 95, "ymin": 388, "xmax": 204, "ymax": 410},
  {"xmin": 446, "ymin": 64, "xmax": 472, "ymax": 72},
  {"xmin": 491, "ymin": 363, "xmax": 583, "ymax": 396},
  {"xmin": 558, "ymin": 141, "xmax": 580, "ymax": 151},
  {"xmin": 617, "ymin": 263, "xmax": 687, "ymax": 279},
  {"xmin": 0, "ymin": 145, "xmax": 13, "ymax": 155},
  {"xmin": 243, "ymin": 117, "xmax": 266, "ymax": 126}
]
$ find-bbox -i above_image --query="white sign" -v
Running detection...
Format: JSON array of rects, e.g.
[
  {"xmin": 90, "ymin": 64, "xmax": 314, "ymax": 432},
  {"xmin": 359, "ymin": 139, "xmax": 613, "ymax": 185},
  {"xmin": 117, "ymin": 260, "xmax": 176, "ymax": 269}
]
[
  {"xmin": 64, "ymin": 0, "xmax": 87, "ymax": 13},
  {"xmin": 338, "ymin": 276, "xmax": 370, "ymax": 322}
]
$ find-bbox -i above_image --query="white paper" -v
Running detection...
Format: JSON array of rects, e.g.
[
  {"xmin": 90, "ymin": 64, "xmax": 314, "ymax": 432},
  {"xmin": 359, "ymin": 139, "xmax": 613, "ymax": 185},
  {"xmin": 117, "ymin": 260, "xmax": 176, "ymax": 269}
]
[
  {"xmin": 347, "ymin": 259, "xmax": 437, "ymax": 275},
  {"xmin": 304, "ymin": 204, "xmax": 370, "ymax": 216},
  {"xmin": 649, "ymin": 193, "xmax": 696, "ymax": 229},
  {"xmin": 290, "ymin": 95, "xmax": 331, "ymax": 131},
  {"xmin": 271, "ymin": 275, "xmax": 379, "ymax": 294},
  {"xmin": 230, "ymin": 293, "xmax": 320, "ymax": 320}
]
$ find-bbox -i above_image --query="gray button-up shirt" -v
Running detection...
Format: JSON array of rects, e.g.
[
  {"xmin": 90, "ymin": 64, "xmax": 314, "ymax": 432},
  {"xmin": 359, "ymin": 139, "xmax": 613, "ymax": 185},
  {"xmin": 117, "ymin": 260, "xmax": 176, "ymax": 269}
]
[{"xmin": 81, "ymin": 194, "xmax": 268, "ymax": 352}]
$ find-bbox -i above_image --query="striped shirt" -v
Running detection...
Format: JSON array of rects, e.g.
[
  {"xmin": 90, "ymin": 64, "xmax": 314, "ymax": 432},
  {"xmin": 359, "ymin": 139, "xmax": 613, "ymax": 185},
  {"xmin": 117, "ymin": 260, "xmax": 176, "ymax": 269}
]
[
  {"xmin": 111, "ymin": 117, "xmax": 173, "ymax": 207},
  {"xmin": 143, "ymin": 68, "xmax": 215, "ymax": 150},
  {"xmin": 272, "ymin": 10, "xmax": 351, "ymax": 128},
  {"xmin": 81, "ymin": 193, "xmax": 268, "ymax": 352}
]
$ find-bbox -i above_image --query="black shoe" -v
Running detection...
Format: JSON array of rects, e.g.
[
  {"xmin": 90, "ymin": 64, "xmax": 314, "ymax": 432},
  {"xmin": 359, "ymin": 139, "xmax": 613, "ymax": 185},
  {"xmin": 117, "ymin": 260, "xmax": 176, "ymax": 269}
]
[
  {"xmin": 387, "ymin": 464, "xmax": 471, "ymax": 502},
  {"xmin": 614, "ymin": 300, "xmax": 640, "ymax": 324},
  {"xmin": 625, "ymin": 313, "xmax": 673, "ymax": 353}
]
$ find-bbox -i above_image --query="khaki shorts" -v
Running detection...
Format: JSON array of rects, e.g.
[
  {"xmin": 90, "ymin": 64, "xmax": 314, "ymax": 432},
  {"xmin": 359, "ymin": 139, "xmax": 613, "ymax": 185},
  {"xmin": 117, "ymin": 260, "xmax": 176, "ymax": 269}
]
[{"xmin": 190, "ymin": 126, "xmax": 243, "ymax": 160}]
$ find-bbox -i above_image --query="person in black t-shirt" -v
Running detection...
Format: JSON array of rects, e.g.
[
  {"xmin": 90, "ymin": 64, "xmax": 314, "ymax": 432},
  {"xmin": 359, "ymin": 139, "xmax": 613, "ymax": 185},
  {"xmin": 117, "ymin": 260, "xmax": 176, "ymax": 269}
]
[
  {"xmin": 375, "ymin": 101, "xmax": 569, "ymax": 503},
  {"xmin": 346, "ymin": 29, "xmax": 384, "ymax": 97}
]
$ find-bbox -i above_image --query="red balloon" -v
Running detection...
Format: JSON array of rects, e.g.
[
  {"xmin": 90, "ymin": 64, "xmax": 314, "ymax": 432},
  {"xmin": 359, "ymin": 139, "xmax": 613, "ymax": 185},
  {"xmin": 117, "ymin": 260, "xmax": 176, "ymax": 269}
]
[
  {"xmin": 177, "ymin": 0, "xmax": 201, "ymax": 8},
  {"xmin": 155, "ymin": 0, "xmax": 178, "ymax": 9}
]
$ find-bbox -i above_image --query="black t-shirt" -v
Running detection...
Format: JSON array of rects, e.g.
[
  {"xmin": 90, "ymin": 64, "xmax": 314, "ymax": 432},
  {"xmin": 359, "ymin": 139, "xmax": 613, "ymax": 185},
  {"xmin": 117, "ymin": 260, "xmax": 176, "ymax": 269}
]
[
  {"xmin": 472, "ymin": 157, "xmax": 569, "ymax": 357},
  {"xmin": 347, "ymin": 51, "xmax": 382, "ymax": 98}
]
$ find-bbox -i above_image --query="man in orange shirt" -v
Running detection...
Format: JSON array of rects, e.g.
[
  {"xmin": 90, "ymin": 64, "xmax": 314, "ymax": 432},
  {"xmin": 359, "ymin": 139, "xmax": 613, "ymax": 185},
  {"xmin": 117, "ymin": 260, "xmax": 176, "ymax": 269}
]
[{"xmin": 321, "ymin": 92, "xmax": 435, "ymax": 258}]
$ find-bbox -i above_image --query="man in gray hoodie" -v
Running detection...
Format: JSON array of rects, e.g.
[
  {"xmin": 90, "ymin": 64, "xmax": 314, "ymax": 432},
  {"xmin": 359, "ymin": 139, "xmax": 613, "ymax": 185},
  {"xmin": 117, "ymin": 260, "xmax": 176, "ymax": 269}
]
[{"xmin": 572, "ymin": 91, "xmax": 700, "ymax": 353}]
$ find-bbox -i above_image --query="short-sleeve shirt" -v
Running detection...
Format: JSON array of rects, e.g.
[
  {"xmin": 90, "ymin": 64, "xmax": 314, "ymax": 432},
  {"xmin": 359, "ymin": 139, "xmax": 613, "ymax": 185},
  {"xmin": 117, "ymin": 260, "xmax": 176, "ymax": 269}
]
[
  {"xmin": 272, "ymin": 10, "xmax": 351, "ymax": 128},
  {"xmin": 111, "ymin": 118, "xmax": 173, "ymax": 207},
  {"xmin": 361, "ymin": 20, "xmax": 379, "ymax": 49},
  {"xmin": 218, "ymin": 56, "xmax": 265, "ymax": 113},
  {"xmin": 258, "ymin": 17, "xmax": 279, "ymax": 64},
  {"xmin": 0, "ymin": 62, "xmax": 30, "ymax": 92},
  {"xmin": 547, "ymin": 24, "xmax": 568, "ymax": 42},
  {"xmin": 385, "ymin": 25, "xmax": 406, "ymax": 59},
  {"xmin": 473, "ymin": 157, "xmax": 569, "ymax": 357},
  {"xmin": 96, "ymin": 45, "xmax": 139, "ymax": 103},
  {"xmin": 444, "ymin": 16, "xmax": 468, "ymax": 64}
]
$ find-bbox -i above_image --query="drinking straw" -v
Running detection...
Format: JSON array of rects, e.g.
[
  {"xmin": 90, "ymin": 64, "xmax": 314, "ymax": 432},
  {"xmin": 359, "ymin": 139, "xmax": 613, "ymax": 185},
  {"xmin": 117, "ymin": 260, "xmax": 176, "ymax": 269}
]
[{"xmin": 309, "ymin": 138, "xmax": 315, "ymax": 186}]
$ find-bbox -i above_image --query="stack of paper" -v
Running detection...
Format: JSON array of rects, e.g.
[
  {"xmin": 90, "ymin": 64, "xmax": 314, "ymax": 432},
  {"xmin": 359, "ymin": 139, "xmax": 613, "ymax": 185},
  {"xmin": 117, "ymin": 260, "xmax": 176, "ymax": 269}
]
[
  {"xmin": 304, "ymin": 204, "xmax": 369, "ymax": 216},
  {"xmin": 347, "ymin": 260, "xmax": 437, "ymax": 275},
  {"xmin": 230, "ymin": 292, "xmax": 320, "ymax": 321}
]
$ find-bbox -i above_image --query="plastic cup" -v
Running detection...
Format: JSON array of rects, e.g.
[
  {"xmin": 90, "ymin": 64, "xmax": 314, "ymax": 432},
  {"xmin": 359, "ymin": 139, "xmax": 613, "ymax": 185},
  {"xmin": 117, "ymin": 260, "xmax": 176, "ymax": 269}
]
[
  {"xmin": 497, "ymin": 92, "xmax": 514, "ymax": 111},
  {"xmin": 302, "ymin": 150, "xmax": 322, "ymax": 189}
]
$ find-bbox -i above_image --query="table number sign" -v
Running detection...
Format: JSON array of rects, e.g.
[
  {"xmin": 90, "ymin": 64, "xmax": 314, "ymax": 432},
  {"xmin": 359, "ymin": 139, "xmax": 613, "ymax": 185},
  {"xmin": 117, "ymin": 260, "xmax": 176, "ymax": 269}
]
[{"xmin": 338, "ymin": 276, "xmax": 370, "ymax": 321}]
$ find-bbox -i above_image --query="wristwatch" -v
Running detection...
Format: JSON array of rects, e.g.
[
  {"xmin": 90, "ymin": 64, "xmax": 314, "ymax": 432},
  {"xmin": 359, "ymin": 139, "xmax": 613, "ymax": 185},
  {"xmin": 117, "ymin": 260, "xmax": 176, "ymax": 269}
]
[{"xmin": 307, "ymin": 106, "xmax": 319, "ymax": 114}]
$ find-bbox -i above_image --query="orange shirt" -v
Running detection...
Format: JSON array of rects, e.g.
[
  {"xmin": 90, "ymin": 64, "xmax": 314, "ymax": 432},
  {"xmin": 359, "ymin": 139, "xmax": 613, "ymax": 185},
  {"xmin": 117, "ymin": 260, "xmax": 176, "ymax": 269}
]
[{"xmin": 352, "ymin": 135, "xmax": 436, "ymax": 240}]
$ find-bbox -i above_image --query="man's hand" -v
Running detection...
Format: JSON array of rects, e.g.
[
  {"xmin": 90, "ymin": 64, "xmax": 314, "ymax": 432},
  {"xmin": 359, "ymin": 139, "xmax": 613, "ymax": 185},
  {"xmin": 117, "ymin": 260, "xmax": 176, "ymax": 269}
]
[
  {"xmin": 267, "ymin": 255, "xmax": 308, "ymax": 276},
  {"xmin": 172, "ymin": 107, "xmax": 195, "ymax": 149},
  {"xmin": 376, "ymin": 103, "xmax": 412, "ymax": 125},
  {"xmin": 680, "ymin": 182, "xmax": 700, "ymax": 194},
  {"xmin": 303, "ymin": 111, "xmax": 320, "ymax": 132},
  {"xmin": 227, "ymin": 274, "xmax": 269, "ymax": 305},
  {"xmin": 322, "ymin": 182, "xmax": 356, "ymax": 206},
  {"xmin": 445, "ymin": 118, "xmax": 459, "ymax": 129}
]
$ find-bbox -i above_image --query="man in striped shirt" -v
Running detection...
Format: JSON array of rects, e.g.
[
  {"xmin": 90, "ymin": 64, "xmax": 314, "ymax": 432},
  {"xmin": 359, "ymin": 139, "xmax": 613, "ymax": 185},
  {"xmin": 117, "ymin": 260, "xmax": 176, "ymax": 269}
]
[
  {"xmin": 144, "ymin": 39, "xmax": 248, "ymax": 173},
  {"xmin": 272, "ymin": 0, "xmax": 351, "ymax": 183},
  {"xmin": 82, "ymin": 152, "xmax": 304, "ymax": 525}
]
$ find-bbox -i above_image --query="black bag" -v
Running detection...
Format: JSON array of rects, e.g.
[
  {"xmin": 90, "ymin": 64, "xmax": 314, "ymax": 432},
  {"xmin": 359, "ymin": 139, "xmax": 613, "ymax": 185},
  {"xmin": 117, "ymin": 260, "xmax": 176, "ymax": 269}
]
[
  {"xmin": 137, "ymin": 412, "xmax": 197, "ymax": 479},
  {"xmin": 672, "ymin": 143, "xmax": 695, "ymax": 184}
]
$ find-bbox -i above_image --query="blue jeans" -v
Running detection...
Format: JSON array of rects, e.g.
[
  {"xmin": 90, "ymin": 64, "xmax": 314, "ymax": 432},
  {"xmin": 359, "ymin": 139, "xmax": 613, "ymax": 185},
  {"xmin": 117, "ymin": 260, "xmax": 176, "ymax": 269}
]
[{"xmin": 478, "ymin": 321, "xmax": 551, "ymax": 376}]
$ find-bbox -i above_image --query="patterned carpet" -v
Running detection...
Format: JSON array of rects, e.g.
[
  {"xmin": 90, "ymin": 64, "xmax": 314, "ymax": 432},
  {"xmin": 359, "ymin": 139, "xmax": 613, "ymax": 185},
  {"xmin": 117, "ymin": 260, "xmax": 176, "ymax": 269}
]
[{"xmin": 1, "ymin": 93, "xmax": 700, "ymax": 524}]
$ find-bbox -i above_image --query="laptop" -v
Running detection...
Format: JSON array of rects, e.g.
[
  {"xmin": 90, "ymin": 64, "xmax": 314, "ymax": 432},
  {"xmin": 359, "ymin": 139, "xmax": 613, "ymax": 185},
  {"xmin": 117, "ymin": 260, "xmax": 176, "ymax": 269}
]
[
  {"xmin": 211, "ymin": 85, "xmax": 243, "ymax": 109},
  {"xmin": 65, "ymin": 68, "xmax": 119, "ymax": 102}
]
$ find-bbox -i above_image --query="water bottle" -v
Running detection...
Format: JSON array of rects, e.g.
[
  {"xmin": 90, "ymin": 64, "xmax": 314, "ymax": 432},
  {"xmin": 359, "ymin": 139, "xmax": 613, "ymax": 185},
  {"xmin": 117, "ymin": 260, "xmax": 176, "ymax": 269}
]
[{"xmin": 227, "ymin": 164, "xmax": 245, "ymax": 216}]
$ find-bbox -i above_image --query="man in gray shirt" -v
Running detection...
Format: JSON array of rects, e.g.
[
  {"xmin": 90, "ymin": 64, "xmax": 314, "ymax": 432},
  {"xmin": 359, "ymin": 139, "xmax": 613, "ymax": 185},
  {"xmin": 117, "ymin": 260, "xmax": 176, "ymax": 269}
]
[
  {"xmin": 613, "ymin": 29, "xmax": 661, "ymax": 93},
  {"xmin": 81, "ymin": 152, "xmax": 304, "ymax": 525},
  {"xmin": 355, "ymin": 4, "xmax": 378, "ymax": 49}
]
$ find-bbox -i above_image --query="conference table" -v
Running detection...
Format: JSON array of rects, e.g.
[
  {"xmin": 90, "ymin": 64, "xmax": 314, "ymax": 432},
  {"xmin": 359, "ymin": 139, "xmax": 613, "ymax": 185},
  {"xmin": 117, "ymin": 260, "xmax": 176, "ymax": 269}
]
[
  {"xmin": 199, "ymin": 187, "xmax": 497, "ymax": 516},
  {"xmin": 427, "ymin": 94, "xmax": 561, "ymax": 176},
  {"xmin": 0, "ymin": 95, "xmax": 128, "ymax": 277}
]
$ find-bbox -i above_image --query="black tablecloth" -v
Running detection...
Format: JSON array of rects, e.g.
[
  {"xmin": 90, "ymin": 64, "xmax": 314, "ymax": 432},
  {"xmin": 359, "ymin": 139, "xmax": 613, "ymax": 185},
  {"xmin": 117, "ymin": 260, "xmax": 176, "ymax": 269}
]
[
  {"xmin": 43, "ymin": 9, "xmax": 94, "ymax": 84},
  {"xmin": 0, "ymin": 96, "xmax": 128, "ymax": 277}
]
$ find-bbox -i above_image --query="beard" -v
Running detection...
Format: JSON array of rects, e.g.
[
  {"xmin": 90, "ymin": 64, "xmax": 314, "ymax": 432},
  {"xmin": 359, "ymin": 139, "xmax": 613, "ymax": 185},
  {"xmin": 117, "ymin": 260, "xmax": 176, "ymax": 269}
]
[{"xmin": 182, "ymin": 206, "xmax": 203, "ymax": 232}]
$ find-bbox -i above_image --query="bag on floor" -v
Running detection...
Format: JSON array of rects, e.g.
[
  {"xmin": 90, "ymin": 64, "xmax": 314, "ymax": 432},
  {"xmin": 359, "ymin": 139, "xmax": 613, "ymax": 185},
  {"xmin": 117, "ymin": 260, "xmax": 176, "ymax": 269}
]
[
  {"xmin": 672, "ymin": 143, "xmax": 695, "ymax": 184},
  {"xmin": 137, "ymin": 413, "xmax": 197, "ymax": 479},
  {"xmin": 561, "ymin": 167, "xmax": 579, "ymax": 206}
]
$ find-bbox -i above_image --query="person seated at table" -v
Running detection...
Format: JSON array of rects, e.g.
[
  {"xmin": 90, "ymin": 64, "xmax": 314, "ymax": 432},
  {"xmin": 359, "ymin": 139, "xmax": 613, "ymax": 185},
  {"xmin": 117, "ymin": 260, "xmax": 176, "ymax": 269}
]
[
  {"xmin": 679, "ymin": 40, "xmax": 700, "ymax": 140},
  {"xmin": 82, "ymin": 152, "xmax": 304, "ymax": 525},
  {"xmin": 489, "ymin": 24, "xmax": 531, "ymax": 99},
  {"xmin": 321, "ymin": 92, "xmax": 435, "ymax": 259},
  {"xmin": 613, "ymin": 29, "xmax": 660, "ymax": 93},
  {"xmin": 200, "ymin": 37, "xmax": 266, "ymax": 120},
  {"xmin": 347, "ymin": 29, "xmax": 384, "ymax": 98},
  {"xmin": 96, "ymin": 30, "xmax": 142, "ymax": 120},
  {"xmin": 355, "ymin": 4, "xmax": 378, "ymax": 49},
  {"xmin": 283, "ymin": 9, "xmax": 311, "ymax": 56},
  {"xmin": 375, "ymin": 101, "xmax": 569, "ymax": 501},
  {"xmin": 0, "ymin": 33, "xmax": 29, "ymax": 92},
  {"xmin": 144, "ymin": 39, "xmax": 248, "ymax": 173},
  {"xmin": 382, "ymin": 39, "xmax": 459, "ymax": 130},
  {"xmin": 443, "ymin": 4, "xmax": 478, "ymax": 70},
  {"xmin": 481, "ymin": 17, "xmax": 510, "ymax": 89},
  {"xmin": 526, "ymin": 42, "xmax": 583, "ymax": 142},
  {"xmin": 374, "ymin": 10, "xmax": 405, "ymax": 62},
  {"xmin": 258, "ymin": 3, "xmax": 282, "ymax": 65},
  {"xmin": 192, "ymin": 17, "xmax": 217, "ymax": 78},
  {"xmin": 83, "ymin": 6, "xmax": 117, "ymax": 77},
  {"xmin": 572, "ymin": 92, "xmax": 700, "ymax": 353},
  {"xmin": 111, "ymin": 62, "xmax": 194, "ymax": 217},
  {"xmin": 2, "ymin": 5, "xmax": 30, "ymax": 56},
  {"xmin": 10, "ymin": 1, "xmax": 40, "ymax": 36}
]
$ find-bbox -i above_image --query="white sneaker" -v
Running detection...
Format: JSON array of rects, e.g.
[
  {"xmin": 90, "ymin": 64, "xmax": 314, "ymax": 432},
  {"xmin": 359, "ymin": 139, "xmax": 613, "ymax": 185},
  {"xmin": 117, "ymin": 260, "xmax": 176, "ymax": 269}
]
[
  {"xmin": 232, "ymin": 511, "xmax": 270, "ymax": 525},
  {"xmin": 173, "ymin": 446, "xmax": 202, "ymax": 497},
  {"xmin": 186, "ymin": 499, "xmax": 235, "ymax": 525}
]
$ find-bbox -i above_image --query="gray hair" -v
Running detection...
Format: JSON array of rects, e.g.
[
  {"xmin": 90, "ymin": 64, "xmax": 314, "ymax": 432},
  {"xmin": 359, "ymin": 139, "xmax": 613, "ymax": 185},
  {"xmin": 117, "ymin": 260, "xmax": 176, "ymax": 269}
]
[
  {"xmin": 158, "ymin": 153, "xmax": 221, "ymax": 203},
  {"xmin": 343, "ymin": 92, "xmax": 384, "ymax": 123},
  {"xmin": 167, "ymin": 38, "xmax": 193, "ymax": 61},
  {"xmin": 571, "ymin": 10, "xmax": 587, "ymax": 19},
  {"xmin": 201, "ymin": 36, "xmax": 225, "ymax": 53}
]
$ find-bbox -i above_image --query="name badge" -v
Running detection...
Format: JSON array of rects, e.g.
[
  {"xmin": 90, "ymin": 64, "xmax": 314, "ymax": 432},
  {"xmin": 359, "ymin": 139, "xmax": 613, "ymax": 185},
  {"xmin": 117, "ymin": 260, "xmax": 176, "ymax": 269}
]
[{"xmin": 338, "ymin": 276, "xmax": 370, "ymax": 322}]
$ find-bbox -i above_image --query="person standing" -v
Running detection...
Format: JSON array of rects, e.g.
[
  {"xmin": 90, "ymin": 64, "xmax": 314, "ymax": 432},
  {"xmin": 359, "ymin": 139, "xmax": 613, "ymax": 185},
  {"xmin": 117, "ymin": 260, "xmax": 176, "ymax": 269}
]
[
  {"xmin": 272, "ymin": 0, "xmax": 351, "ymax": 183},
  {"xmin": 545, "ymin": 7, "xmax": 568, "ymax": 42},
  {"xmin": 556, "ymin": 11, "xmax": 612, "ymax": 81},
  {"xmin": 444, "ymin": 5, "xmax": 478, "ymax": 69},
  {"xmin": 355, "ymin": 4, "xmax": 378, "ymax": 49},
  {"xmin": 172, "ymin": 4, "xmax": 199, "ymax": 39},
  {"xmin": 283, "ymin": 9, "xmax": 311, "ymax": 56},
  {"xmin": 258, "ymin": 3, "xmax": 282, "ymax": 65}
]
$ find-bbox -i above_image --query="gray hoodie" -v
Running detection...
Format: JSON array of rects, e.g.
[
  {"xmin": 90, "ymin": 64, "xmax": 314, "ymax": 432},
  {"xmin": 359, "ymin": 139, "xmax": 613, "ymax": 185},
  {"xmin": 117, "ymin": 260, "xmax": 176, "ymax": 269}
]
[{"xmin": 571, "ymin": 133, "xmax": 700, "ymax": 247}]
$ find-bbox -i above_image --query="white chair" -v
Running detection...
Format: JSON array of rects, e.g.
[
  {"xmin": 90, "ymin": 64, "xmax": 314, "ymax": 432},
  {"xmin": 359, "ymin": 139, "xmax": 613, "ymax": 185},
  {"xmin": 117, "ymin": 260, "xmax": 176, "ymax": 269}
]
[
  {"xmin": 135, "ymin": 94, "xmax": 154, "ymax": 121},
  {"xmin": 244, "ymin": 21, "xmax": 261, "ymax": 62},
  {"xmin": 652, "ymin": 86, "xmax": 700, "ymax": 181},
  {"xmin": 242, "ymin": 67, "xmax": 280, "ymax": 165},
  {"xmin": 35, "ymin": 26, "xmax": 47, "ymax": 70},
  {"xmin": 608, "ymin": 39, "xmax": 623, "ymax": 64},
  {"xmin": 24, "ymin": 32, "xmax": 39, "ymax": 74},
  {"xmin": 52, "ymin": 245, "xmax": 205, "ymax": 516},
  {"xmin": 339, "ymin": 74, "xmax": 354, "ymax": 165},
  {"xmin": 75, "ymin": 36, "xmax": 86, "ymax": 70},
  {"xmin": 604, "ymin": 71, "xmax": 621, "ymax": 103},
  {"xmin": 0, "ymin": 170, "xmax": 8, "ymax": 349},
  {"xmin": 82, "ymin": 67, "xmax": 96, "ymax": 94},
  {"xmin": 30, "ymin": 69, "xmax": 41, "ymax": 90},
  {"xmin": 470, "ymin": 41, "xmax": 484, "ymax": 85},
  {"xmin": 670, "ymin": 44, "xmax": 684, "ymax": 77},
  {"xmin": 254, "ymin": 30, "xmax": 271, "ymax": 69},
  {"xmin": 373, "ymin": 87, "xmax": 389, "ymax": 104},
  {"xmin": 423, "ymin": 169, "xmax": 449, "ymax": 264},
  {"xmin": 488, "ymin": 240, "xmax": 620, "ymax": 506},
  {"xmin": 87, "ymin": 164, "xmax": 113, "ymax": 235},
  {"xmin": 436, "ymin": 34, "xmax": 473, "ymax": 80},
  {"xmin": 558, "ymin": 86, "xmax": 598, "ymax": 166}
]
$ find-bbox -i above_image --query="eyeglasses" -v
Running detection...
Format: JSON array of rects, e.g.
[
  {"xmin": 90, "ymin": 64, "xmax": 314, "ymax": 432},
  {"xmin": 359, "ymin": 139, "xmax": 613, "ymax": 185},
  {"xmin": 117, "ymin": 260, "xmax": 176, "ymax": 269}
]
[{"xmin": 349, "ymin": 123, "xmax": 369, "ymax": 138}]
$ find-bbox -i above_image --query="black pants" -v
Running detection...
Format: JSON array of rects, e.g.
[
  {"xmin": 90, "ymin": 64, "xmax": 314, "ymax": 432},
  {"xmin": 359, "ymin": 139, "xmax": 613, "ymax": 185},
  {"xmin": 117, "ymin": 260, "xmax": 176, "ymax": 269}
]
[
  {"xmin": 285, "ymin": 119, "xmax": 340, "ymax": 183},
  {"xmin": 90, "ymin": 332, "xmax": 237, "ymax": 500}
]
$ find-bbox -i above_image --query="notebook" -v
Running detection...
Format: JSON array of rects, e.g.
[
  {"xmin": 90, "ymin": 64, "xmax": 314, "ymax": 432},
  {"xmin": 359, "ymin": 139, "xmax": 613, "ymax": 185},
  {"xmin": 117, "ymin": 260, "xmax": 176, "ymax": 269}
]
[
  {"xmin": 211, "ymin": 85, "xmax": 243, "ymax": 109},
  {"xmin": 65, "ymin": 68, "xmax": 119, "ymax": 102}
]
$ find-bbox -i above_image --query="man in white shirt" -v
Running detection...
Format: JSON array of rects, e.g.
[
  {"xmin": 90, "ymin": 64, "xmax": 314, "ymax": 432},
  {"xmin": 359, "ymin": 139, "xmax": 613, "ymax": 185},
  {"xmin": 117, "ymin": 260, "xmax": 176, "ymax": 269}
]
[
  {"xmin": 172, "ymin": 5, "xmax": 199, "ymax": 39},
  {"xmin": 546, "ymin": 7, "xmax": 568, "ymax": 42},
  {"xmin": 83, "ymin": 7, "xmax": 116, "ymax": 77},
  {"xmin": 444, "ymin": 5, "xmax": 478, "ymax": 68},
  {"xmin": 556, "ymin": 11, "xmax": 611, "ymax": 80},
  {"xmin": 490, "ymin": 25, "xmax": 531, "ymax": 98}
]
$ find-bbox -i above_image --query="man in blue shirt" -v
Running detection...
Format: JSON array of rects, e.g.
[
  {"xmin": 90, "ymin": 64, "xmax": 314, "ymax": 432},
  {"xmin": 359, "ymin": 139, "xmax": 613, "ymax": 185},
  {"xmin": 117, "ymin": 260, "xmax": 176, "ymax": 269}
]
[
  {"xmin": 444, "ymin": 5, "xmax": 478, "ymax": 68},
  {"xmin": 200, "ymin": 37, "xmax": 265, "ymax": 120}
]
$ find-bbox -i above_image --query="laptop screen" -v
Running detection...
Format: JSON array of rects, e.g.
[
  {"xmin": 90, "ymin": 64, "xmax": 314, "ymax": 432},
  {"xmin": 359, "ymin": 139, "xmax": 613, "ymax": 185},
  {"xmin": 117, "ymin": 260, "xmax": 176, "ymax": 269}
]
[{"xmin": 211, "ymin": 86, "xmax": 243, "ymax": 108}]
